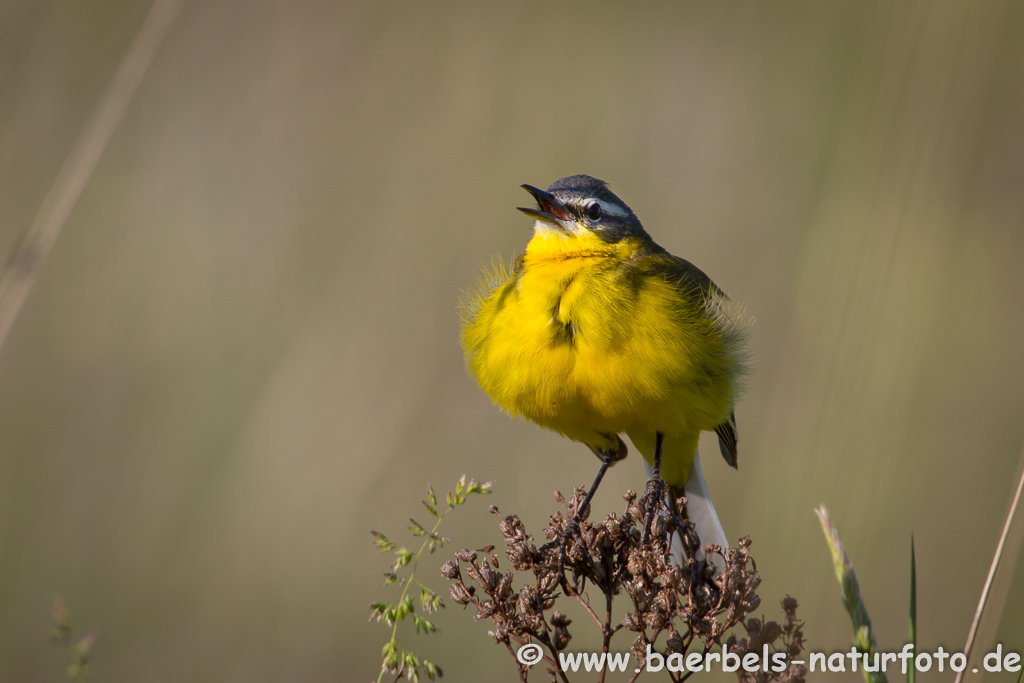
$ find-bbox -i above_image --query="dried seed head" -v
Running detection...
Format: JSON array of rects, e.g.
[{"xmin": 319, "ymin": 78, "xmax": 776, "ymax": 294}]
[
  {"xmin": 476, "ymin": 600, "xmax": 496, "ymax": 619},
  {"xmin": 763, "ymin": 620, "xmax": 783, "ymax": 644},
  {"xmin": 631, "ymin": 635, "xmax": 649, "ymax": 661},
  {"xmin": 517, "ymin": 585, "xmax": 539, "ymax": 616},
  {"xmin": 438, "ymin": 485, "xmax": 803, "ymax": 682},
  {"xmin": 553, "ymin": 625, "xmax": 571, "ymax": 651},
  {"xmin": 621, "ymin": 612, "xmax": 641, "ymax": 632},
  {"xmin": 449, "ymin": 582, "xmax": 473, "ymax": 605}
]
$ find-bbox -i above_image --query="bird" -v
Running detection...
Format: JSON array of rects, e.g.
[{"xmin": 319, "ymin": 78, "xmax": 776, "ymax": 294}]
[{"xmin": 460, "ymin": 174, "xmax": 748, "ymax": 577}]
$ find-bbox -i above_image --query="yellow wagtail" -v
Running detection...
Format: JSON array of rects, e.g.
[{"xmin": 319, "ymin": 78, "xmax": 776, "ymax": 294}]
[{"xmin": 461, "ymin": 175, "xmax": 748, "ymax": 576}]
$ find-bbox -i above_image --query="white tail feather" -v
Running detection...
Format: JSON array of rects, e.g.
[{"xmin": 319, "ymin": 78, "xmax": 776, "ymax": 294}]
[{"xmin": 645, "ymin": 451, "xmax": 727, "ymax": 574}]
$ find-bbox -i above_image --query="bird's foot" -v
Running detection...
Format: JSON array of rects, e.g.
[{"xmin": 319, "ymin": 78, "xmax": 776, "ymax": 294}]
[
  {"xmin": 640, "ymin": 470, "xmax": 664, "ymax": 544},
  {"xmin": 556, "ymin": 518, "xmax": 584, "ymax": 595}
]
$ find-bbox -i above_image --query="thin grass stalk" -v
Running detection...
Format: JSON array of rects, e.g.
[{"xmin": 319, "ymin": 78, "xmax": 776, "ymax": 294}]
[
  {"xmin": 954, "ymin": 456, "xmax": 1024, "ymax": 683},
  {"xmin": 908, "ymin": 536, "xmax": 916, "ymax": 683},
  {"xmin": 0, "ymin": 0, "xmax": 181, "ymax": 352}
]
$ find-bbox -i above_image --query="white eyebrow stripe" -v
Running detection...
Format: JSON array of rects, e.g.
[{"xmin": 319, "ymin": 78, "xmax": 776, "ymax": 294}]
[{"xmin": 595, "ymin": 199, "xmax": 629, "ymax": 218}]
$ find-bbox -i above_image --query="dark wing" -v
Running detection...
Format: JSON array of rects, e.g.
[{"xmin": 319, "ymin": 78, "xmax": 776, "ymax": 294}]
[{"xmin": 714, "ymin": 411, "xmax": 739, "ymax": 469}]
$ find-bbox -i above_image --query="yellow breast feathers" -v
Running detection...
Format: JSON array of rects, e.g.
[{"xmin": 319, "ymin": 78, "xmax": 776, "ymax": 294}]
[{"xmin": 461, "ymin": 229, "xmax": 746, "ymax": 453}]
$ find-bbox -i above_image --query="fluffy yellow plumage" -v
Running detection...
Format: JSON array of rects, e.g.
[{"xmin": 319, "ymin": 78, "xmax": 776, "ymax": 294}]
[{"xmin": 461, "ymin": 176, "xmax": 747, "ymax": 495}]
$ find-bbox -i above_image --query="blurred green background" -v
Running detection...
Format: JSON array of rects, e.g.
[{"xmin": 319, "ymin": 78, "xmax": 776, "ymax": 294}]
[{"xmin": 1, "ymin": 1, "xmax": 1023, "ymax": 681}]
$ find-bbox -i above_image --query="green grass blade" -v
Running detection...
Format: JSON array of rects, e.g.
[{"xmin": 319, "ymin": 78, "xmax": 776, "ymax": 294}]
[{"xmin": 816, "ymin": 506, "xmax": 888, "ymax": 683}]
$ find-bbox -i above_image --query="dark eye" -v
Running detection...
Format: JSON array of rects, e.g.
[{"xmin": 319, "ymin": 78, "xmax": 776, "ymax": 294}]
[{"xmin": 585, "ymin": 202, "xmax": 602, "ymax": 221}]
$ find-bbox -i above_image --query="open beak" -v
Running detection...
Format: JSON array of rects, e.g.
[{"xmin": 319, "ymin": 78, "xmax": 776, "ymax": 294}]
[{"xmin": 518, "ymin": 184, "xmax": 570, "ymax": 225}]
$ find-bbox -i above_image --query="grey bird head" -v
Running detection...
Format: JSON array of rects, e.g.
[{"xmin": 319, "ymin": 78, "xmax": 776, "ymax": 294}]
[{"xmin": 518, "ymin": 175, "xmax": 649, "ymax": 243}]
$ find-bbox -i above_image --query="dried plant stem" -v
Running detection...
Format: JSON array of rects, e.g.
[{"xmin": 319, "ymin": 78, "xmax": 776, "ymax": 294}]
[
  {"xmin": 503, "ymin": 640, "xmax": 528, "ymax": 683},
  {"xmin": 599, "ymin": 590, "xmax": 614, "ymax": 683},
  {"xmin": 572, "ymin": 589, "xmax": 606, "ymax": 632},
  {"xmin": 954, "ymin": 452, "xmax": 1024, "ymax": 683},
  {"xmin": 0, "ymin": 0, "xmax": 181, "ymax": 351}
]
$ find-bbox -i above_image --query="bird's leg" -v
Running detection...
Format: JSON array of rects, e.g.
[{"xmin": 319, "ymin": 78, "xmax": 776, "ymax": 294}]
[
  {"xmin": 640, "ymin": 432, "xmax": 665, "ymax": 544},
  {"xmin": 557, "ymin": 443, "xmax": 621, "ymax": 595}
]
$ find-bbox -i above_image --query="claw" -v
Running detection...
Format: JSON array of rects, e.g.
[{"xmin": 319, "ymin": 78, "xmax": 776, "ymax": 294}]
[
  {"xmin": 640, "ymin": 432, "xmax": 667, "ymax": 544},
  {"xmin": 640, "ymin": 472, "xmax": 663, "ymax": 544},
  {"xmin": 556, "ymin": 519, "xmax": 579, "ymax": 594},
  {"xmin": 556, "ymin": 449, "xmax": 618, "ymax": 594}
]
